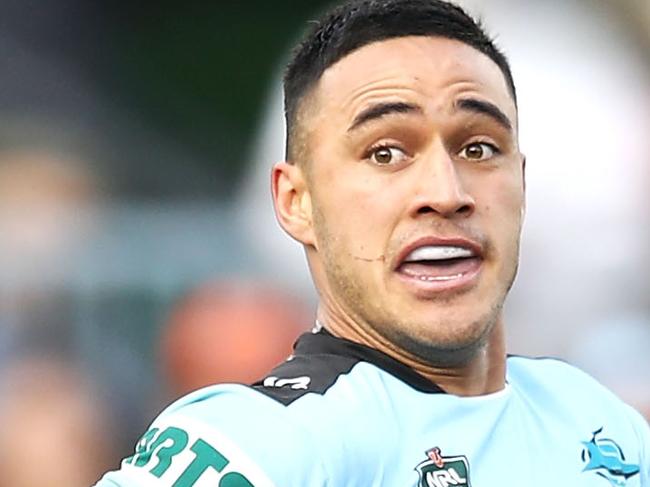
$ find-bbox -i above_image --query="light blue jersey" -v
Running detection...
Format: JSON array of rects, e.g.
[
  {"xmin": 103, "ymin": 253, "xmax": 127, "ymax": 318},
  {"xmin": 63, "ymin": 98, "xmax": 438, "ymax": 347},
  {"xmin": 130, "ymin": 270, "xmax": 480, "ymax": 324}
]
[{"xmin": 96, "ymin": 329, "xmax": 649, "ymax": 486}]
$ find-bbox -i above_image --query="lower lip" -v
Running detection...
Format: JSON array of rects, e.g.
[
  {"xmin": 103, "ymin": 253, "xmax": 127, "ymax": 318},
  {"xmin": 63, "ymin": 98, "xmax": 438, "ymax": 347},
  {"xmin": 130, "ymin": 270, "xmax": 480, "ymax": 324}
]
[{"xmin": 394, "ymin": 258, "xmax": 482, "ymax": 297}]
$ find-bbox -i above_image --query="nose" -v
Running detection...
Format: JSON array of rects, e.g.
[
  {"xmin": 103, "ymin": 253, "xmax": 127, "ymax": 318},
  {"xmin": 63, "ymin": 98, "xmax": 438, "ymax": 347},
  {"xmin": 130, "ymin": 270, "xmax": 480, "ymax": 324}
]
[{"xmin": 410, "ymin": 141, "xmax": 475, "ymax": 219}]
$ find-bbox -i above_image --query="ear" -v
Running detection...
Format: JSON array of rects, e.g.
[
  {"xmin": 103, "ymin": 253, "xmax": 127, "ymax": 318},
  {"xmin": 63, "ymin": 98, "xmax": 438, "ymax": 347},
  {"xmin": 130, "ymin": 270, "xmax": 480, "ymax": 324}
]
[{"xmin": 271, "ymin": 162, "xmax": 315, "ymax": 247}]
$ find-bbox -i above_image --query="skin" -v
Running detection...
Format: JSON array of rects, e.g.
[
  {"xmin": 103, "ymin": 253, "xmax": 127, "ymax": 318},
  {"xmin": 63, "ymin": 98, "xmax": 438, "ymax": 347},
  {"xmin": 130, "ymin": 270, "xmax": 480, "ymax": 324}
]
[{"xmin": 272, "ymin": 36, "xmax": 525, "ymax": 396}]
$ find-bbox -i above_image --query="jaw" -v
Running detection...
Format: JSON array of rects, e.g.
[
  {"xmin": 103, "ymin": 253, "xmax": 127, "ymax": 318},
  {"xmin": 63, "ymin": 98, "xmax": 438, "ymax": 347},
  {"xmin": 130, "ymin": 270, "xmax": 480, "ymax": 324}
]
[
  {"xmin": 306, "ymin": 221, "xmax": 518, "ymax": 369},
  {"xmin": 372, "ymin": 256, "xmax": 511, "ymax": 357},
  {"xmin": 387, "ymin": 295, "xmax": 505, "ymax": 368}
]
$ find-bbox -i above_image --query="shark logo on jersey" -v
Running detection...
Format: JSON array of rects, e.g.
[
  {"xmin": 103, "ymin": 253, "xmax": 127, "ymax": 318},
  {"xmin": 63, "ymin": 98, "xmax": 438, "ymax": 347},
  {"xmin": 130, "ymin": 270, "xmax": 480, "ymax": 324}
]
[
  {"xmin": 415, "ymin": 447, "xmax": 472, "ymax": 487},
  {"xmin": 581, "ymin": 427, "xmax": 640, "ymax": 486}
]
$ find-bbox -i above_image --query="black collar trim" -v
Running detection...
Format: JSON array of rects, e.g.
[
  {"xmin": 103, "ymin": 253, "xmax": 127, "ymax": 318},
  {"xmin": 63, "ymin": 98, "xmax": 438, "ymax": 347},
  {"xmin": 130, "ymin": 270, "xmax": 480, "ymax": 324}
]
[{"xmin": 294, "ymin": 329, "xmax": 446, "ymax": 394}]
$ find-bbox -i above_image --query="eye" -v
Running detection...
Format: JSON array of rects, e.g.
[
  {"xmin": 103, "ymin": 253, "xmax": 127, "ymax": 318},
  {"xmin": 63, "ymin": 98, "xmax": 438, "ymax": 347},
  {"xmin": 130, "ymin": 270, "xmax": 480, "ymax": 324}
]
[
  {"xmin": 368, "ymin": 146, "xmax": 408, "ymax": 165},
  {"xmin": 458, "ymin": 142, "xmax": 499, "ymax": 161}
]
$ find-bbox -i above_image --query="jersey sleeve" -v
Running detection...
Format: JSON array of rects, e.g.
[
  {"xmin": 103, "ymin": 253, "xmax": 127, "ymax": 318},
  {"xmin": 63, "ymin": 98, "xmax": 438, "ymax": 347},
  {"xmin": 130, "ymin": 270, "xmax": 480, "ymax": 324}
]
[{"xmin": 94, "ymin": 384, "xmax": 328, "ymax": 487}]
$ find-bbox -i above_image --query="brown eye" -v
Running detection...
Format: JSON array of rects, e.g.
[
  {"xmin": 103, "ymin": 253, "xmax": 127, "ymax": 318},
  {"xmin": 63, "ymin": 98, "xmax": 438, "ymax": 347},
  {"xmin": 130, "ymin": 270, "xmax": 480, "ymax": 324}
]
[
  {"xmin": 459, "ymin": 142, "xmax": 497, "ymax": 161},
  {"xmin": 369, "ymin": 146, "xmax": 407, "ymax": 165}
]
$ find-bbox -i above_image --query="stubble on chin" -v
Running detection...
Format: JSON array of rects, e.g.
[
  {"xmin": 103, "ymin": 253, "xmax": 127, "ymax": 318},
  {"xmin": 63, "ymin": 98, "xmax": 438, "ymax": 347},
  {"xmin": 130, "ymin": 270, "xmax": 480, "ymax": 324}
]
[
  {"xmin": 384, "ymin": 301, "xmax": 504, "ymax": 368},
  {"xmin": 352, "ymin": 248, "xmax": 518, "ymax": 369},
  {"xmin": 392, "ymin": 252, "xmax": 519, "ymax": 368}
]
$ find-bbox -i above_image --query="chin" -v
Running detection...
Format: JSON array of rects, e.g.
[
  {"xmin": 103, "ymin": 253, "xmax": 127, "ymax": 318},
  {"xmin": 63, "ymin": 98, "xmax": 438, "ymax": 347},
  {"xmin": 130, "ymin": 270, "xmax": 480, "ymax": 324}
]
[{"xmin": 390, "ymin": 307, "xmax": 500, "ymax": 368}]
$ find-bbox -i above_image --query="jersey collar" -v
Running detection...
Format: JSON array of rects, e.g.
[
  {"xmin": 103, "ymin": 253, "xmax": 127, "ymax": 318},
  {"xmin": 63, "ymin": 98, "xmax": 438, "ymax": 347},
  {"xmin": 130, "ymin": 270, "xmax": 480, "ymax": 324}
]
[{"xmin": 293, "ymin": 328, "xmax": 447, "ymax": 394}]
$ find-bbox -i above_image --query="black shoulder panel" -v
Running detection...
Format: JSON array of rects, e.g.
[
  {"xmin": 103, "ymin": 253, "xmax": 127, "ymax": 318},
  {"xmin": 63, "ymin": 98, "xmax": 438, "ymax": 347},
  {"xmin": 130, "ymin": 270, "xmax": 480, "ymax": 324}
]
[
  {"xmin": 250, "ymin": 329, "xmax": 445, "ymax": 405},
  {"xmin": 251, "ymin": 352, "xmax": 358, "ymax": 405}
]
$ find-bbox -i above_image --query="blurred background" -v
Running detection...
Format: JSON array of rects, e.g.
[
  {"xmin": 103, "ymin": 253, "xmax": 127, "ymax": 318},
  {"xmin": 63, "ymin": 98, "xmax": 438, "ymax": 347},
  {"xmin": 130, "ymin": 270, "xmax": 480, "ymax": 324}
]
[{"xmin": 0, "ymin": 0, "xmax": 647, "ymax": 484}]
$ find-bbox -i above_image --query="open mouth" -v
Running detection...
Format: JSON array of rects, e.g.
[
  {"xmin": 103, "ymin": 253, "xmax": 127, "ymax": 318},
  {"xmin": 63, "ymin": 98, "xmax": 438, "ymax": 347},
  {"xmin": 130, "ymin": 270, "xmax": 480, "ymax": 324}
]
[{"xmin": 396, "ymin": 244, "xmax": 482, "ymax": 282}]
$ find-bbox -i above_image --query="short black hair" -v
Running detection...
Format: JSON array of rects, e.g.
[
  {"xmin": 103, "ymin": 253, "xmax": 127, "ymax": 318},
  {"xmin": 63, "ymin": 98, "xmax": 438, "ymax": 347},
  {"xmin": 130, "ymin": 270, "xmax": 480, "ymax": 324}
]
[{"xmin": 283, "ymin": 0, "xmax": 517, "ymax": 161}]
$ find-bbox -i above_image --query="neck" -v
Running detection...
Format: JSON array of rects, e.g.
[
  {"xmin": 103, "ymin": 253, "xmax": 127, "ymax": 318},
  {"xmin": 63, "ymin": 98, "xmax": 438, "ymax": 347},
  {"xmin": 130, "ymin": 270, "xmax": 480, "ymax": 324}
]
[{"xmin": 318, "ymin": 308, "xmax": 507, "ymax": 397}]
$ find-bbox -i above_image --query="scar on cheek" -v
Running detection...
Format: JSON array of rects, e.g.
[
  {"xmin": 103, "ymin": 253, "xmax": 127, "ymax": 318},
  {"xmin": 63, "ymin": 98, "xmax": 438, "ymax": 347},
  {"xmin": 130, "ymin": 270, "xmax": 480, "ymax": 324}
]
[{"xmin": 353, "ymin": 254, "xmax": 386, "ymax": 263}]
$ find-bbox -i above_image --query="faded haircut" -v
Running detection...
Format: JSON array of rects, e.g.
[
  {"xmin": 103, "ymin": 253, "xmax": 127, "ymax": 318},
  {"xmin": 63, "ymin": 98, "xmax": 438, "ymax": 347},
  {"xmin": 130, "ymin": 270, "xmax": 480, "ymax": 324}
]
[{"xmin": 283, "ymin": 0, "xmax": 517, "ymax": 163}]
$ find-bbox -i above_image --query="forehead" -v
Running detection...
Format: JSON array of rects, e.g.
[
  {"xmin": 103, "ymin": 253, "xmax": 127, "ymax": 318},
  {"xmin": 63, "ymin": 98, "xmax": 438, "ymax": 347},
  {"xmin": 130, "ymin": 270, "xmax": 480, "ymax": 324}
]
[{"xmin": 313, "ymin": 36, "xmax": 516, "ymax": 122}]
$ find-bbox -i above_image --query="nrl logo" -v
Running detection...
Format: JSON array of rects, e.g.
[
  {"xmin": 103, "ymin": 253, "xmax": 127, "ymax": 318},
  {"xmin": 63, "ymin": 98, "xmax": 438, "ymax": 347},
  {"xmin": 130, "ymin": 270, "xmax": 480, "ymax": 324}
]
[{"xmin": 415, "ymin": 447, "xmax": 472, "ymax": 487}]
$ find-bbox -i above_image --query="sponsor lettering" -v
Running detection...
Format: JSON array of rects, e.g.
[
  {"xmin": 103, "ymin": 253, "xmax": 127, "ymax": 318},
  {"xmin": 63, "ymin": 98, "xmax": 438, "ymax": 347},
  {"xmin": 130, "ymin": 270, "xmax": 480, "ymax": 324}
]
[
  {"xmin": 262, "ymin": 376, "xmax": 311, "ymax": 390},
  {"xmin": 126, "ymin": 426, "xmax": 254, "ymax": 486}
]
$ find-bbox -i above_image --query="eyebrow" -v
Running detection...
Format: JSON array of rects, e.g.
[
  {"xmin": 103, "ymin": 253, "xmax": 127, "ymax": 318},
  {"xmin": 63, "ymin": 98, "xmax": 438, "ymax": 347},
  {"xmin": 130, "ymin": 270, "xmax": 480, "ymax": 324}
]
[
  {"xmin": 455, "ymin": 98, "xmax": 513, "ymax": 131},
  {"xmin": 347, "ymin": 102, "xmax": 423, "ymax": 132}
]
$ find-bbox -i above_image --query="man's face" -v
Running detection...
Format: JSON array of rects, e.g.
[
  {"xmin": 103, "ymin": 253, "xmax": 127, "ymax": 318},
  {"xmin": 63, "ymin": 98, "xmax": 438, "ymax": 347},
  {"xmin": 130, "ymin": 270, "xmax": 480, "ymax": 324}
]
[{"xmin": 296, "ymin": 36, "xmax": 524, "ymax": 364}]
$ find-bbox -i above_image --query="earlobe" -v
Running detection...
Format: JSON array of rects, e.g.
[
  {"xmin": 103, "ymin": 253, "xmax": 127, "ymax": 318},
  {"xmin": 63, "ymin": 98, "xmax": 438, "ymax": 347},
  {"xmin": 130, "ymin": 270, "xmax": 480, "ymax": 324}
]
[{"xmin": 271, "ymin": 162, "xmax": 315, "ymax": 246}]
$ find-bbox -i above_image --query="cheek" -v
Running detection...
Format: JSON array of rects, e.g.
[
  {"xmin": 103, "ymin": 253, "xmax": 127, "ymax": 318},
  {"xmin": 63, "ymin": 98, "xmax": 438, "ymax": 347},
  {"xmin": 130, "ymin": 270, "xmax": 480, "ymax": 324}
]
[
  {"xmin": 481, "ymin": 163, "xmax": 524, "ymax": 211},
  {"xmin": 313, "ymin": 165, "xmax": 401, "ymax": 254},
  {"xmin": 501, "ymin": 172, "xmax": 525, "ymax": 226},
  {"xmin": 473, "ymin": 170, "xmax": 524, "ymax": 241}
]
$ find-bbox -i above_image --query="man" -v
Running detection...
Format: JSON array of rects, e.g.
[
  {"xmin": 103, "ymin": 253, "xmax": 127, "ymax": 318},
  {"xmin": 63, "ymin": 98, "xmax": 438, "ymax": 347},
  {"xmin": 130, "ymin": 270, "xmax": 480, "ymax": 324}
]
[{"xmin": 96, "ymin": 0, "xmax": 650, "ymax": 485}]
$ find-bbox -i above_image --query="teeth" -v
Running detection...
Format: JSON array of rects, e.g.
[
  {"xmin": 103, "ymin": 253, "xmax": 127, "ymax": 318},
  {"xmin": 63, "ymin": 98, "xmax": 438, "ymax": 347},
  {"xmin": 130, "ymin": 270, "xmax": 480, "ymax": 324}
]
[
  {"xmin": 418, "ymin": 274, "xmax": 463, "ymax": 281},
  {"xmin": 404, "ymin": 245, "xmax": 474, "ymax": 262}
]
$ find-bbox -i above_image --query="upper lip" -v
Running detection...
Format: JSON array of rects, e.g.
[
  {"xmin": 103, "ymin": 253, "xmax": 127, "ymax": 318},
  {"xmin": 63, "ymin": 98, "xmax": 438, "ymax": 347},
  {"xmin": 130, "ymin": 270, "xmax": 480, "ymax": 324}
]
[{"xmin": 393, "ymin": 236, "xmax": 484, "ymax": 270}]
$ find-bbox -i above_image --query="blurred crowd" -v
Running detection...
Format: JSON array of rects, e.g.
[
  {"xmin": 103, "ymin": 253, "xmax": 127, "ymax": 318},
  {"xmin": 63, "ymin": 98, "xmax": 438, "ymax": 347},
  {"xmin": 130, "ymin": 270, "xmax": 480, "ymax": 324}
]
[{"xmin": 0, "ymin": 0, "xmax": 648, "ymax": 484}]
